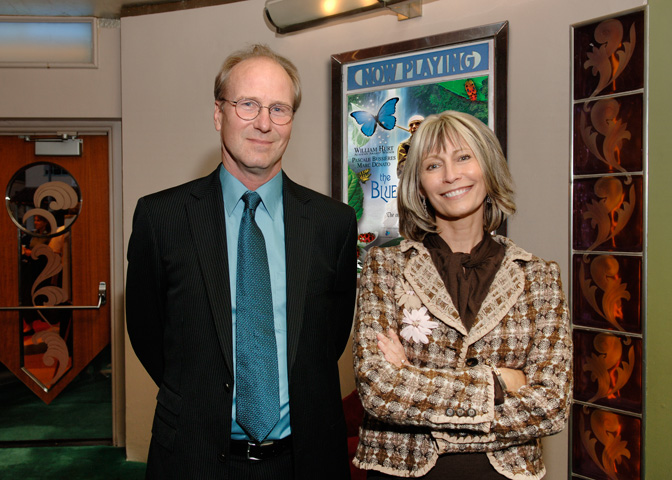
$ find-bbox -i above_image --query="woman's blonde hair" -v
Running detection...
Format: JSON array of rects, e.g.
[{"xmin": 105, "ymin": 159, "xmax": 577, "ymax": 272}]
[{"xmin": 398, "ymin": 110, "xmax": 516, "ymax": 241}]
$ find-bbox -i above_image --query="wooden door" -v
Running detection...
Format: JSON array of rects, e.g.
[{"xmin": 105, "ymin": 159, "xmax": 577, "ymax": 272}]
[{"xmin": 0, "ymin": 134, "xmax": 110, "ymax": 405}]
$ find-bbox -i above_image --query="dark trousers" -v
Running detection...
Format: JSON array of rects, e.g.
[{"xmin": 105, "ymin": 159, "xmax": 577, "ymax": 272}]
[{"xmin": 228, "ymin": 448, "xmax": 294, "ymax": 480}]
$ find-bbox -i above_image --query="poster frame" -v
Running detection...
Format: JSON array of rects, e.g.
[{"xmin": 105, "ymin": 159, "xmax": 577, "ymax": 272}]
[{"xmin": 330, "ymin": 21, "xmax": 509, "ymax": 216}]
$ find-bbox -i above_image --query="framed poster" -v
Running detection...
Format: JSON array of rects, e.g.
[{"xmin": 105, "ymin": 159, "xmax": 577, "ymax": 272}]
[{"xmin": 331, "ymin": 22, "xmax": 508, "ymax": 266}]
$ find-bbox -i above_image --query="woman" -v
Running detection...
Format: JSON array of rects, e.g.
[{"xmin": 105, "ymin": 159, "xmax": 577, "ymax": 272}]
[{"xmin": 353, "ymin": 111, "xmax": 572, "ymax": 479}]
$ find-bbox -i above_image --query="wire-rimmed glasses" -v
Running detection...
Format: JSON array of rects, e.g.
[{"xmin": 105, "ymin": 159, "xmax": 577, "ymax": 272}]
[{"xmin": 220, "ymin": 98, "xmax": 294, "ymax": 125}]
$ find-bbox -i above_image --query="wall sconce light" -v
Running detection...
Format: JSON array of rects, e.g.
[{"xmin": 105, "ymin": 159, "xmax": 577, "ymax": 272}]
[{"xmin": 265, "ymin": 0, "xmax": 422, "ymax": 34}]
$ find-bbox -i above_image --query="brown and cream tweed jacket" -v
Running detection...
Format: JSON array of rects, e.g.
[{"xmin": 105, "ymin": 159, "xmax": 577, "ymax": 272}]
[{"xmin": 353, "ymin": 236, "xmax": 572, "ymax": 479}]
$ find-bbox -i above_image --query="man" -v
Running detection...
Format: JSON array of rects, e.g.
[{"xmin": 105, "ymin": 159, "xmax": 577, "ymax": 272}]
[
  {"xmin": 396, "ymin": 114, "xmax": 424, "ymax": 178},
  {"xmin": 126, "ymin": 44, "xmax": 357, "ymax": 480}
]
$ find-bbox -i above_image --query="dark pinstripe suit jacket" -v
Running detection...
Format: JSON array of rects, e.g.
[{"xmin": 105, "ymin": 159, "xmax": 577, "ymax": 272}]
[{"xmin": 126, "ymin": 165, "xmax": 357, "ymax": 479}]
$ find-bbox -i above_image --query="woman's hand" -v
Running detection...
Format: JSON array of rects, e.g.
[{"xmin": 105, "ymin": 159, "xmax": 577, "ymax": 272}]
[
  {"xmin": 377, "ymin": 329, "xmax": 409, "ymax": 368},
  {"xmin": 499, "ymin": 367, "xmax": 527, "ymax": 391}
]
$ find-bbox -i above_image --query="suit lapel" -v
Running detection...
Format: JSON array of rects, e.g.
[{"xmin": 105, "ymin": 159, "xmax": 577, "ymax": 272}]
[
  {"xmin": 465, "ymin": 255, "xmax": 525, "ymax": 343},
  {"xmin": 403, "ymin": 238, "xmax": 529, "ymax": 345},
  {"xmin": 185, "ymin": 166, "xmax": 234, "ymax": 374},
  {"xmin": 465, "ymin": 238, "xmax": 531, "ymax": 343},
  {"xmin": 282, "ymin": 174, "xmax": 313, "ymax": 372},
  {"xmin": 403, "ymin": 248, "xmax": 467, "ymax": 335}
]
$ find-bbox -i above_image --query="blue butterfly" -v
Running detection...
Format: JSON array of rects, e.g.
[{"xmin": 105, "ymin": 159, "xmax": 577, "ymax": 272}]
[{"xmin": 350, "ymin": 97, "xmax": 399, "ymax": 137}]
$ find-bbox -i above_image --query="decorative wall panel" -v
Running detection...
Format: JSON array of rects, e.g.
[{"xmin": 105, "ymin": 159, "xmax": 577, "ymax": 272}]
[
  {"xmin": 572, "ymin": 330, "xmax": 642, "ymax": 412},
  {"xmin": 570, "ymin": 8, "xmax": 646, "ymax": 480},
  {"xmin": 572, "ymin": 254, "xmax": 642, "ymax": 333},
  {"xmin": 572, "ymin": 176, "xmax": 643, "ymax": 253},
  {"xmin": 573, "ymin": 11, "xmax": 644, "ymax": 100},
  {"xmin": 572, "ymin": 404, "xmax": 642, "ymax": 480},
  {"xmin": 573, "ymin": 94, "xmax": 643, "ymax": 176}
]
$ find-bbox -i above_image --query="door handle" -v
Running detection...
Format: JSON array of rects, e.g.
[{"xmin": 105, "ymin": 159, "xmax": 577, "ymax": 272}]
[{"xmin": 0, "ymin": 282, "xmax": 107, "ymax": 310}]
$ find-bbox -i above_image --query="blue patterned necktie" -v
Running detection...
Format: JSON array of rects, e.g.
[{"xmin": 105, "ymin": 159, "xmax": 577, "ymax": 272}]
[{"xmin": 235, "ymin": 191, "xmax": 279, "ymax": 442}]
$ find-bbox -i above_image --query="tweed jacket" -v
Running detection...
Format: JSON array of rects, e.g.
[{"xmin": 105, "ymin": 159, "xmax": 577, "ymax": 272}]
[{"xmin": 353, "ymin": 236, "xmax": 572, "ymax": 479}]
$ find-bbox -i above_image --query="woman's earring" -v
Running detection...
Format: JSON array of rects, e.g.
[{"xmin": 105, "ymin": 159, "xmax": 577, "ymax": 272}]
[
  {"xmin": 421, "ymin": 196, "xmax": 429, "ymax": 216},
  {"xmin": 486, "ymin": 195, "xmax": 492, "ymax": 204}
]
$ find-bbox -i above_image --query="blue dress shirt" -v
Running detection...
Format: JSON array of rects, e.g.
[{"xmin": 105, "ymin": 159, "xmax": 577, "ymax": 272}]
[{"xmin": 220, "ymin": 167, "xmax": 290, "ymax": 441}]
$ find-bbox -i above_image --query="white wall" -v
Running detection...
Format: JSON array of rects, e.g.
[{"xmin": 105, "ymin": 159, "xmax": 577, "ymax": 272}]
[
  {"xmin": 120, "ymin": 0, "xmax": 647, "ymax": 475},
  {"xmin": 0, "ymin": 19, "xmax": 121, "ymax": 118}
]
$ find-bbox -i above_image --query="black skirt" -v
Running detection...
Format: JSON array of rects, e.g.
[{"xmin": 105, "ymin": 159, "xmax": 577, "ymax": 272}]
[{"xmin": 366, "ymin": 452, "xmax": 506, "ymax": 479}]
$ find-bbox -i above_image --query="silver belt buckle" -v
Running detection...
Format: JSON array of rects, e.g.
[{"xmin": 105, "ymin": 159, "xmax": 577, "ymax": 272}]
[
  {"xmin": 246, "ymin": 441, "xmax": 261, "ymax": 461},
  {"xmin": 247, "ymin": 440, "xmax": 274, "ymax": 461}
]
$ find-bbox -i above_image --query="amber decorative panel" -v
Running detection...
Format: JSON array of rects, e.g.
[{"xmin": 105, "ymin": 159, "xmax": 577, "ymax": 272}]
[
  {"xmin": 573, "ymin": 10, "xmax": 644, "ymax": 101},
  {"xmin": 572, "ymin": 254, "xmax": 641, "ymax": 333},
  {"xmin": 572, "ymin": 404, "xmax": 641, "ymax": 480},
  {"xmin": 574, "ymin": 94, "xmax": 643, "ymax": 176},
  {"xmin": 571, "ymin": 8, "xmax": 646, "ymax": 479},
  {"xmin": 573, "ymin": 330, "xmax": 642, "ymax": 413},
  {"xmin": 572, "ymin": 175, "xmax": 643, "ymax": 253}
]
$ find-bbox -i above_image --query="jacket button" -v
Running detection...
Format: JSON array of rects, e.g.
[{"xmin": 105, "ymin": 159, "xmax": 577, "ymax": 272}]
[
  {"xmin": 467, "ymin": 408, "xmax": 476, "ymax": 417},
  {"xmin": 456, "ymin": 408, "xmax": 465, "ymax": 417},
  {"xmin": 217, "ymin": 452, "xmax": 226, "ymax": 463},
  {"xmin": 446, "ymin": 408, "xmax": 455, "ymax": 416},
  {"xmin": 466, "ymin": 358, "xmax": 478, "ymax": 367}
]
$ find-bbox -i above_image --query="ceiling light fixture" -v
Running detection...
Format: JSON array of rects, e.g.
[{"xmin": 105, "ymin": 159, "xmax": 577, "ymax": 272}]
[{"xmin": 265, "ymin": 0, "xmax": 422, "ymax": 34}]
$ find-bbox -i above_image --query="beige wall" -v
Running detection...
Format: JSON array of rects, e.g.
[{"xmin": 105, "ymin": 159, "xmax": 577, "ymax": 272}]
[
  {"xmin": 0, "ymin": 0, "xmax": 651, "ymax": 476},
  {"xmin": 0, "ymin": 19, "xmax": 121, "ymax": 118},
  {"xmin": 120, "ymin": 0, "xmax": 646, "ymax": 474}
]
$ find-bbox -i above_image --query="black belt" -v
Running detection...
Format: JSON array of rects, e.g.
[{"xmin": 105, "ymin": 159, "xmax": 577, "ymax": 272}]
[{"xmin": 229, "ymin": 436, "xmax": 292, "ymax": 461}]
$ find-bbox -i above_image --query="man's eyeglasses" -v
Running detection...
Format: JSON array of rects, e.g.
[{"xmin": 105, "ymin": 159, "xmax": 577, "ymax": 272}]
[{"xmin": 220, "ymin": 98, "xmax": 294, "ymax": 126}]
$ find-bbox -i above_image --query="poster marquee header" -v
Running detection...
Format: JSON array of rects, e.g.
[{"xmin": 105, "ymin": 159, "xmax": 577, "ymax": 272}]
[{"xmin": 346, "ymin": 41, "xmax": 490, "ymax": 91}]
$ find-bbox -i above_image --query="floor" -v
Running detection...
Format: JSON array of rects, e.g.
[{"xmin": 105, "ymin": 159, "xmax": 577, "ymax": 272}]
[
  {"xmin": 0, "ymin": 348, "xmax": 146, "ymax": 479},
  {"xmin": 0, "ymin": 445, "xmax": 146, "ymax": 479}
]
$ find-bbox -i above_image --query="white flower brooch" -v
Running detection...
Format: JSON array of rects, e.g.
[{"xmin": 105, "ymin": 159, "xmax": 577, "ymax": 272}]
[{"xmin": 400, "ymin": 307, "xmax": 439, "ymax": 344}]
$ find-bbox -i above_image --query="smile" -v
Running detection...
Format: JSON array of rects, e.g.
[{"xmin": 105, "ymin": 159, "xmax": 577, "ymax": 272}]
[
  {"xmin": 442, "ymin": 187, "xmax": 471, "ymax": 198},
  {"xmin": 247, "ymin": 138, "xmax": 274, "ymax": 147}
]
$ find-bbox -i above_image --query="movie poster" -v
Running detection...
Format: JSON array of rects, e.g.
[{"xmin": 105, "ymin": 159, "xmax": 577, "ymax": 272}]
[{"xmin": 340, "ymin": 40, "xmax": 495, "ymax": 267}]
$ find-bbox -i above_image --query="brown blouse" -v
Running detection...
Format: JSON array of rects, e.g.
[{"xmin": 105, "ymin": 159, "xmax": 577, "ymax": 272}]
[
  {"xmin": 422, "ymin": 233, "xmax": 505, "ymax": 332},
  {"xmin": 417, "ymin": 233, "xmax": 507, "ymax": 480}
]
